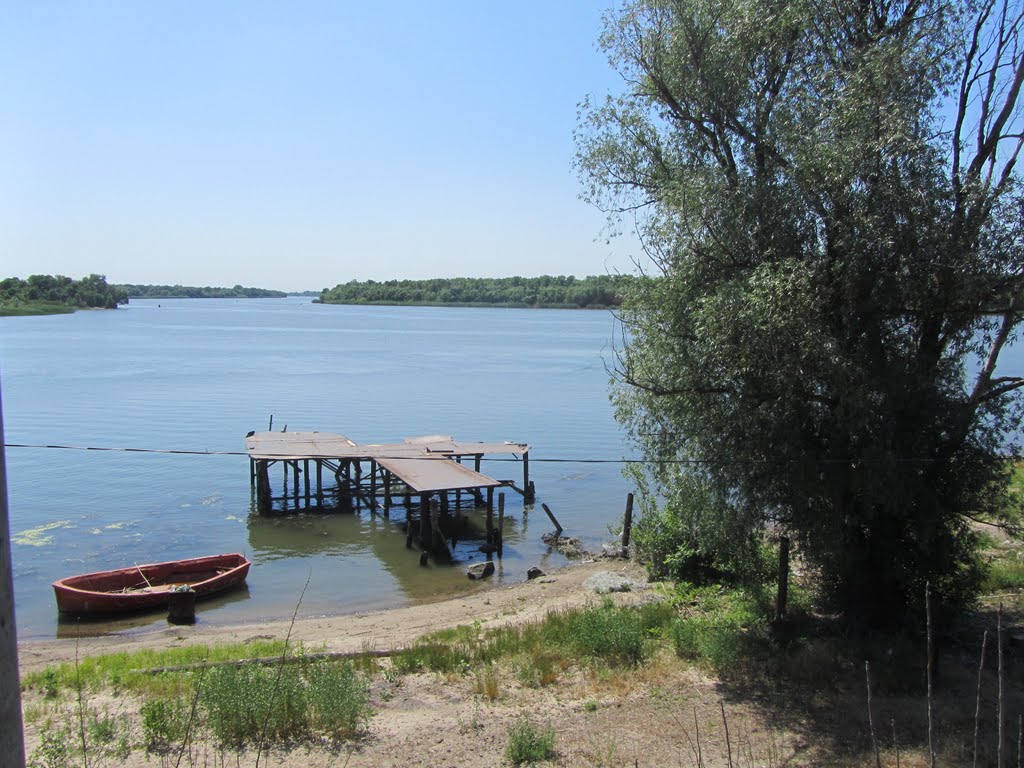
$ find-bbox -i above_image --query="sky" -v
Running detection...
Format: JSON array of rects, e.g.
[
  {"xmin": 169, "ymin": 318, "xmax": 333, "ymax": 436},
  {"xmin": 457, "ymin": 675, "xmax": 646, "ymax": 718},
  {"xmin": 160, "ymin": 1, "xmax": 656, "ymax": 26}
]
[{"xmin": 0, "ymin": 2, "xmax": 637, "ymax": 292}]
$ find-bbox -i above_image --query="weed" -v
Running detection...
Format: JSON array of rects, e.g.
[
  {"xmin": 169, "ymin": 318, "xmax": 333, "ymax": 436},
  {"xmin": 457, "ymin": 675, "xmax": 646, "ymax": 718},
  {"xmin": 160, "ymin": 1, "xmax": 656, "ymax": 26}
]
[
  {"xmin": 558, "ymin": 600, "xmax": 649, "ymax": 666},
  {"xmin": 584, "ymin": 699, "xmax": 599, "ymax": 712},
  {"xmin": 506, "ymin": 715, "xmax": 557, "ymax": 765},
  {"xmin": 473, "ymin": 664, "xmax": 500, "ymax": 700},
  {"xmin": 141, "ymin": 696, "xmax": 190, "ymax": 752},
  {"xmin": 982, "ymin": 552, "xmax": 1024, "ymax": 592},
  {"xmin": 305, "ymin": 660, "xmax": 371, "ymax": 739},
  {"xmin": 27, "ymin": 725, "xmax": 76, "ymax": 768}
]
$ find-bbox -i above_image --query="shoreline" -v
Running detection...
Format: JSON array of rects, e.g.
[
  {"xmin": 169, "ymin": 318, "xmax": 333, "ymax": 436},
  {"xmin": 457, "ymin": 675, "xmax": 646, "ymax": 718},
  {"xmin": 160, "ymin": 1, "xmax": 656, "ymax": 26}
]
[{"xmin": 17, "ymin": 559, "xmax": 648, "ymax": 675}]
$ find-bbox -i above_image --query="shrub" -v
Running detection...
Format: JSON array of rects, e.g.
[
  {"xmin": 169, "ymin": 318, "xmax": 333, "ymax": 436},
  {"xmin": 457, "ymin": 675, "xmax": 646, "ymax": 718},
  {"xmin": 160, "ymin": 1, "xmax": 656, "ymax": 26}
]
[{"xmin": 505, "ymin": 716, "xmax": 556, "ymax": 765}]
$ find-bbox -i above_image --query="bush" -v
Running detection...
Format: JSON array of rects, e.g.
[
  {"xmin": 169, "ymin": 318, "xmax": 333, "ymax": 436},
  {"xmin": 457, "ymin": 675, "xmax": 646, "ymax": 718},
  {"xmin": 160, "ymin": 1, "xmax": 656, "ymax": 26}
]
[
  {"xmin": 505, "ymin": 716, "xmax": 556, "ymax": 765},
  {"xmin": 202, "ymin": 665, "xmax": 307, "ymax": 747}
]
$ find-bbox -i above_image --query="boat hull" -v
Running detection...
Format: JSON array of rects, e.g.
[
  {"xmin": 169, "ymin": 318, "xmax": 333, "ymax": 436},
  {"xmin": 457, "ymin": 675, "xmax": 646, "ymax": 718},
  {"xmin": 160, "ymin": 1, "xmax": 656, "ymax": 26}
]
[{"xmin": 53, "ymin": 553, "xmax": 251, "ymax": 615}]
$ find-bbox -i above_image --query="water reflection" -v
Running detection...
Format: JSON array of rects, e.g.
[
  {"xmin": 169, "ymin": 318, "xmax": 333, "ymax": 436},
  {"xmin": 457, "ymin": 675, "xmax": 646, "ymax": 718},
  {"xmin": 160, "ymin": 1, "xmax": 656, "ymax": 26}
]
[{"xmin": 54, "ymin": 584, "xmax": 252, "ymax": 638}]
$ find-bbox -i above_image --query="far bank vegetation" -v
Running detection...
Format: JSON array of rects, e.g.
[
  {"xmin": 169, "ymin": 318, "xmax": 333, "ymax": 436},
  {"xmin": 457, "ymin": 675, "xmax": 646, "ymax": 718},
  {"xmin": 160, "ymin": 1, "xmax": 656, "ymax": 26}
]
[
  {"xmin": 0, "ymin": 274, "xmax": 128, "ymax": 316},
  {"xmin": 317, "ymin": 274, "xmax": 633, "ymax": 308}
]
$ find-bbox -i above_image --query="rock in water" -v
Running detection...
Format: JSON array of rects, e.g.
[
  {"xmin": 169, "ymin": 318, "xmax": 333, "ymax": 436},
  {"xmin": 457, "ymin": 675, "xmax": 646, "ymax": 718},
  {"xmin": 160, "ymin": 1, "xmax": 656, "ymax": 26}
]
[
  {"xmin": 527, "ymin": 566, "xmax": 545, "ymax": 580},
  {"xmin": 467, "ymin": 561, "xmax": 495, "ymax": 580}
]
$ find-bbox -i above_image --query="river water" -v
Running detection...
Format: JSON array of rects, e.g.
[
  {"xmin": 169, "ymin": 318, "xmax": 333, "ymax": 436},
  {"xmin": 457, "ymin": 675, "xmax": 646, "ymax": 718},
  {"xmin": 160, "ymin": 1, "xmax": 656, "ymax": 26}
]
[{"xmin": 0, "ymin": 298, "xmax": 634, "ymax": 638}]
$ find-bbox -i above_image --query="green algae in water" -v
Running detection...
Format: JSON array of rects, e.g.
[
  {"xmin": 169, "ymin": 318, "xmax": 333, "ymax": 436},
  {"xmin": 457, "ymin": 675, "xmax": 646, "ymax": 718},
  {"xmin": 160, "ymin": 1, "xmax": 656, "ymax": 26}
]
[{"xmin": 14, "ymin": 520, "xmax": 72, "ymax": 547}]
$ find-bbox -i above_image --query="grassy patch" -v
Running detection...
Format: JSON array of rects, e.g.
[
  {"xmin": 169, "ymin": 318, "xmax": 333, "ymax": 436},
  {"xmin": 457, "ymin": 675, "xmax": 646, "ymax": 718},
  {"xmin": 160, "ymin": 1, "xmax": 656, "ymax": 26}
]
[
  {"xmin": 982, "ymin": 553, "xmax": 1024, "ymax": 592},
  {"xmin": 22, "ymin": 638, "xmax": 287, "ymax": 695},
  {"xmin": 201, "ymin": 659, "xmax": 369, "ymax": 747},
  {"xmin": 505, "ymin": 716, "xmax": 556, "ymax": 765},
  {"xmin": 0, "ymin": 301, "xmax": 76, "ymax": 317}
]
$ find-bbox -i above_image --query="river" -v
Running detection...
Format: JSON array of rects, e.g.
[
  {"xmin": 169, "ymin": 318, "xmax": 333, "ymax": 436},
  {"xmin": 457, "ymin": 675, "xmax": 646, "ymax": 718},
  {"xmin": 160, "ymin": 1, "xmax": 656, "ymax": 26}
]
[{"xmin": 0, "ymin": 298, "xmax": 634, "ymax": 638}]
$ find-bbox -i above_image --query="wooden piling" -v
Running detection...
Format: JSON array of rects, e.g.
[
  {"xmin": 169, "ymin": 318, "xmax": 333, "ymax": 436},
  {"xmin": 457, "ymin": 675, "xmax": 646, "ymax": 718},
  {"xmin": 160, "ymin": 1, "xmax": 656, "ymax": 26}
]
[
  {"xmin": 621, "ymin": 493, "xmax": 634, "ymax": 557},
  {"xmin": 431, "ymin": 498, "xmax": 454, "ymax": 561},
  {"xmin": 497, "ymin": 492, "xmax": 505, "ymax": 556},
  {"xmin": 522, "ymin": 452, "xmax": 531, "ymax": 501},
  {"xmin": 541, "ymin": 503, "xmax": 562, "ymax": 535},
  {"xmin": 316, "ymin": 460, "xmax": 323, "ymax": 506},
  {"xmin": 419, "ymin": 495, "xmax": 430, "ymax": 547},
  {"xmin": 486, "ymin": 502, "xmax": 494, "ymax": 546},
  {"xmin": 303, "ymin": 459, "xmax": 310, "ymax": 501},
  {"xmin": 405, "ymin": 506, "xmax": 413, "ymax": 549}
]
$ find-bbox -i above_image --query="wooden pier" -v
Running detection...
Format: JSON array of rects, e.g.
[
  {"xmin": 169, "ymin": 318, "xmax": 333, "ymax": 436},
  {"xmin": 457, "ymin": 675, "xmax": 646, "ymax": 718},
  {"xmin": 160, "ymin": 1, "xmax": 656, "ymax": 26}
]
[{"xmin": 245, "ymin": 431, "xmax": 534, "ymax": 563}]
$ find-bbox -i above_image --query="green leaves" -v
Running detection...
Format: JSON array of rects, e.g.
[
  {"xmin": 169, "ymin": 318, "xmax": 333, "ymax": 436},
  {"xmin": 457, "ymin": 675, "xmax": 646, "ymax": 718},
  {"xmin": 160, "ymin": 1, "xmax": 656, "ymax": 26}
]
[{"xmin": 582, "ymin": 0, "xmax": 1024, "ymax": 627}]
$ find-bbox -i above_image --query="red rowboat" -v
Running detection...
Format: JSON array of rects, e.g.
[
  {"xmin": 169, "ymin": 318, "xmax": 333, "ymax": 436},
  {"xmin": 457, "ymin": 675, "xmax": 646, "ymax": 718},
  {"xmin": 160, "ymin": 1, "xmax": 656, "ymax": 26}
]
[{"xmin": 53, "ymin": 553, "xmax": 251, "ymax": 615}]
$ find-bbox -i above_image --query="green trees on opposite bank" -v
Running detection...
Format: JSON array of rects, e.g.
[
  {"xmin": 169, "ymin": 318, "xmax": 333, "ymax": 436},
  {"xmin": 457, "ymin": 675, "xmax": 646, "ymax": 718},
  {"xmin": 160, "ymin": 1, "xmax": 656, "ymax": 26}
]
[
  {"xmin": 0, "ymin": 274, "xmax": 128, "ymax": 315},
  {"xmin": 116, "ymin": 284, "xmax": 287, "ymax": 299},
  {"xmin": 318, "ymin": 275, "xmax": 631, "ymax": 308},
  {"xmin": 579, "ymin": 0, "xmax": 1024, "ymax": 628}
]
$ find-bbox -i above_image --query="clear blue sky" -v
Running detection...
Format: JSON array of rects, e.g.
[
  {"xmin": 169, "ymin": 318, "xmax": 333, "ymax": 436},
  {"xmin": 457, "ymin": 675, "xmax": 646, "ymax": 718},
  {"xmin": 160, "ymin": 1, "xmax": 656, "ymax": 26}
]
[{"xmin": 1, "ymin": 2, "xmax": 635, "ymax": 292}]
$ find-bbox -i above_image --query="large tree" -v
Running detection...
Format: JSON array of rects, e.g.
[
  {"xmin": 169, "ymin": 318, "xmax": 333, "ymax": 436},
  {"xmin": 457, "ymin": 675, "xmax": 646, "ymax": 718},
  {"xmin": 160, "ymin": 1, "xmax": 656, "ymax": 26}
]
[{"xmin": 578, "ymin": 0, "xmax": 1024, "ymax": 626}]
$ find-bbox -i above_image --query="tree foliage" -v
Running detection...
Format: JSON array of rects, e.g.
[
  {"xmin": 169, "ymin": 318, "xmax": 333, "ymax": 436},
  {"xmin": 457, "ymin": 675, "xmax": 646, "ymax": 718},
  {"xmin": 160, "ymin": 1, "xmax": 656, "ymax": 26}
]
[
  {"xmin": 578, "ymin": 0, "xmax": 1024, "ymax": 626},
  {"xmin": 117, "ymin": 284, "xmax": 287, "ymax": 298},
  {"xmin": 0, "ymin": 274, "xmax": 128, "ymax": 312},
  {"xmin": 318, "ymin": 275, "xmax": 631, "ymax": 308}
]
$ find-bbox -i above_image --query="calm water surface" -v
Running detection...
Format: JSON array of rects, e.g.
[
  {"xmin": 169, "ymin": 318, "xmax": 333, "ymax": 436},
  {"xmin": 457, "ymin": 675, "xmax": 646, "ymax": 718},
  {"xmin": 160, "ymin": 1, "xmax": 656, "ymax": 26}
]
[{"xmin": 1, "ymin": 298, "xmax": 634, "ymax": 638}]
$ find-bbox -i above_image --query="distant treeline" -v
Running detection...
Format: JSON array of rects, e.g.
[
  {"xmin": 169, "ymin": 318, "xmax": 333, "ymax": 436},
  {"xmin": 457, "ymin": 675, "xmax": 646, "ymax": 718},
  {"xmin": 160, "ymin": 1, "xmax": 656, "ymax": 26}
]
[
  {"xmin": 318, "ymin": 275, "xmax": 632, "ymax": 308},
  {"xmin": 0, "ymin": 274, "xmax": 128, "ymax": 315},
  {"xmin": 117, "ymin": 284, "xmax": 287, "ymax": 299}
]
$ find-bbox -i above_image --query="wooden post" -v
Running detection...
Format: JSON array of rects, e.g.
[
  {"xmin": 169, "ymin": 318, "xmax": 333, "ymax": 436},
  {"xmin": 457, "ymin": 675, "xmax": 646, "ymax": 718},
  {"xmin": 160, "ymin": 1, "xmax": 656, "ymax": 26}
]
[
  {"xmin": 0, "ymin": 382, "xmax": 26, "ymax": 764},
  {"xmin": 497, "ymin": 492, "xmax": 505, "ymax": 556},
  {"xmin": 621, "ymin": 492, "xmax": 634, "ymax": 557},
  {"xmin": 383, "ymin": 470, "xmax": 392, "ymax": 516},
  {"xmin": 257, "ymin": 461, "xmax": 272, "ymax": 513},
  {"xmin": 419, "ymin": 495, "xmax": 430, "ymax": 547},
  {"xmin": 370, "ymin": 461, "xmax": 378, "ymax": 512},
  {"xmin": 303, "ymin": 459, "xmax": 310, "ymax": 501},
  {"xmin": 405, "ymin": 506, "xmax": 413, "ymax": 549},
  {"xmin": 486, "ymin": 486, "xmax": 494, "ymax": 512},
  {"xmin": 486, "ymin": 500, "xmax": 495, "ymax": 546},
  {"xmin": 354, "ymin": 461, "xmax": 362, "ymax": 510},
  {"xmin": 776, "ymin": 535, "xmax": 790, "ymax": 622},
  {"xmin": 316, "ymin": 460, "xmax": 323, "ymax": 506},
  {"xmin": 249, "ymin": 457, "xmax": 255, "ymax": 488},
  {"xmin": 430, "ymin": 498, "xmax": 454, "ymax": 560},
  {"xmin": 472, "ymin": 455, "xmax": 484, "ymax": 504},
  {"xmin": 541, "ymin": 503, "xmax": 562, "ymax": 535},
  {"xmin": 522, "ymin": 452, "xmax": 532, "ymax": 501}
]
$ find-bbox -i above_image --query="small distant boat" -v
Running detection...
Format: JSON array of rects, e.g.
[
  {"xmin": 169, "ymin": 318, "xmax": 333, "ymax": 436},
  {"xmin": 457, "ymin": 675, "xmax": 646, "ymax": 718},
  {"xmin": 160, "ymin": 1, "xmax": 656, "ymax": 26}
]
[{"xmin": 53, "ymin": 553, "xmax": 251, "ymax": 615}]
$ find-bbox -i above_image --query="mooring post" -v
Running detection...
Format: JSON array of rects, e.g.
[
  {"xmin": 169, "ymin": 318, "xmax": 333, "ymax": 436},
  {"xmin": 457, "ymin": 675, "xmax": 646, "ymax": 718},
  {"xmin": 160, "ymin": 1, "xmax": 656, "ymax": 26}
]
[
  {"xmin": 497, "ymin": 492, "xmax": 505, "ymax": 556},
  {"xmin": 776, "ymin": 535, "xmax": 790, "ymax": 622},
  {"xmin": 621, "ymin": 492, "xmax": 634, "ymax": 558}
]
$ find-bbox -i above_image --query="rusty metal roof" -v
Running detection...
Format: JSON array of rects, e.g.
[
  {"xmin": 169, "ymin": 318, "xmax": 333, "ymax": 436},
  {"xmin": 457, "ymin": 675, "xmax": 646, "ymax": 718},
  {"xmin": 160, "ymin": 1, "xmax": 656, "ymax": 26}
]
[{"xmin": 376, "ymin": 455, "xmax": 503, "ymax": 493}]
